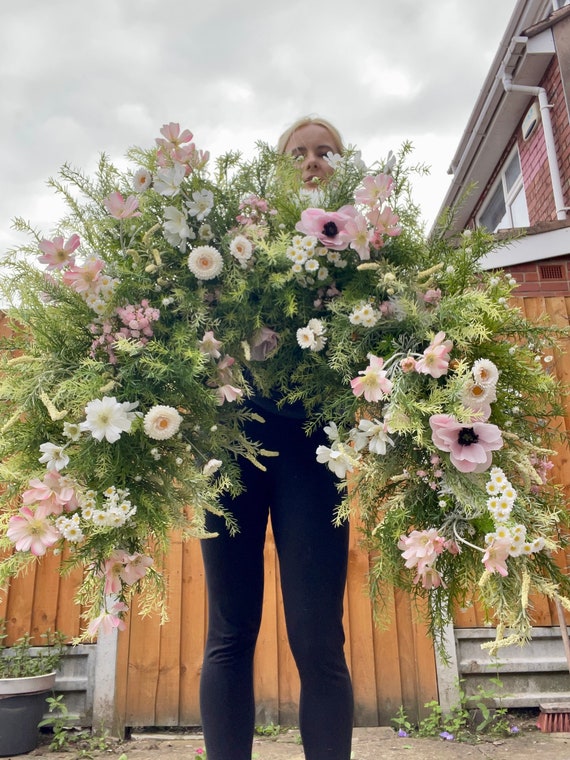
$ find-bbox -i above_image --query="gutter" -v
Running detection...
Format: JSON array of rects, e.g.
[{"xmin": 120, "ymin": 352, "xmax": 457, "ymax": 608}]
[{"xmin": 500, "ymin": 36, "xmax": 568, "ymax": 220}]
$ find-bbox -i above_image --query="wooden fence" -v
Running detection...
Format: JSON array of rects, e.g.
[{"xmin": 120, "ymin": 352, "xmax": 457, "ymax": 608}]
[{"xmin": 1, "ymin": 294, "xmax": 569, "ymax": 729}]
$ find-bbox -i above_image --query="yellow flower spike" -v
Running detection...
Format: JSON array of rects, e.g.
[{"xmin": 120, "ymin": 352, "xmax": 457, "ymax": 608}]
[
  {"xmin": 145, "ymin": 263, "xmax": 157, "ymax": 273},
  {"xmin": 152, "ymin": 249, "xmax": 162, "ymax": 266},
  {"xmin": 356, "ymin": 262, "xmax": 380, "ymax": 271},
  {"xmin": 478, "ymin": 569, "xmax": 491, "ymax": 587},
  {"xmin": 0, "ymin": 409, "xmax": 23, "ymax": 434},
  {"xmin": 99, "ymin": 380, "xmax": 116, "ymax": 393},
  {"xmin": 241, "ymin": 340, "xmax": 251, "ymax": 360},
  {"xmin": 126, "ymin": 248, "xmax": 140, "ymax": 263},
  {"xmin": 416, "ymin": 262, "xmax": 445, "ymax": 280},
  {"xmin": 521, "ymin": 571, "xmax": 530, "ymax": 610},
  {"xmin": 142, "ymin": 222, "xmax": 161, "ymax": 244},
  {"xmin": 39, "ymin": 391, "xmax": 68, "ymax": 421}
]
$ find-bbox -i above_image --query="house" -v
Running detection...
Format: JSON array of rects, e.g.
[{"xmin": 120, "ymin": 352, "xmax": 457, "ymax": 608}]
[{"xmin": 434, "ymin": 0, "xmax": 570, "ymax": 711}]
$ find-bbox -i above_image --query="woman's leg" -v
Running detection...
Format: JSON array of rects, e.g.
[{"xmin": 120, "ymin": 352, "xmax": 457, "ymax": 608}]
[
  {"xmin": 199, "ymin": 457, "xmax": 270, "ymax": 760},
  {"xmin": 267, "ymin": 416, "xmax": 354, "ymax": 760}
]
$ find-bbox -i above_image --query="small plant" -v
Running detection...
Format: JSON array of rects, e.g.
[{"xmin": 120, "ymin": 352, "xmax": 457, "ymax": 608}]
[
  {"xmin": 254, "ymin": 722, "xmax": 283, "ymax": 737},
  {"xmin": 0, "ymin": 620, "xmax": 66, "ymax": 678},
  {"xmin": 39, "ymin": 694, "xmax": 112, "ymax": 755}
]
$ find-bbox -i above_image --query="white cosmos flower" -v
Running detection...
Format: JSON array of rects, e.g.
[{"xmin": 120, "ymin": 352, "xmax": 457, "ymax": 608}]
[
  {"xmin": 38, "ymin": 442, "xmax": 70, "ymax": 471},
  {"xmin": 163, "ymin": 206, "xmax": 194, "ymax": 250},
  {"xmin": 80, "ymin": 396, "xmax": 139, "ymax": 443},
  {"xmin": 187, "ymin": 189, "xmax": 214, "ymax": 220},
  {"xmin": 143, "ymin": 405, "xmax": 182, "ymax": 440},
  {"xmin": 187, "ymin": 246, "xmax": 223, "ymax": 280},
  {"xmin": 153, "ymin": 164, "xmax": 186, "ymax": 197},
  {"xmin": 316, "ymin": 441, "xmax": 357, "ymax": 478},
  {"xmin": 229, "ymin": 235, "xmax": 253, "ymax": 263},
  {"xmin": 472, "ymin": 358, "xmax": 499, "ymax": 388}
]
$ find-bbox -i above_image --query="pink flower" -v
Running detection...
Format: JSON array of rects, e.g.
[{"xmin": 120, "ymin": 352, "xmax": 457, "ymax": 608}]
[
  {"xmin": 6, "ymin": 506, "xmax": 60, "ymax": 555},
  {"xmin": 482, "ymin": 537, "xmax": 511, "ymax": 576},
  {"xmin": 87, "ymin": 600, "xmax": 129, "ymax": 637},
  {"xmin": 62, "ymin": 258, "xmax": 105, "ymax": 294},
  {"xmin": 21, "ymin": 471, "xmax": 78, "ymax": 517},
  {"xmin": 414, "ymin": 566, "xmax": 444, "ymax": 589},
  {"xmin": 38, "ymin": 234, "xmax": 80, "ymax": 270},
  {"xmin": 343, "ymin": 212, "xmax": 372, "ymax": 261},
  {"xmin": 104, "ymin": 191, "xmax": 141, "ymax": 219},
  {"xmin": 429, "ymin": 413, "xmax": 503, "ymax": 473},
  {"xmin": 398, "ymin": 528, "xmax": 446, "ymax": 572},
  {"xmin": 198, "ymin": 331, "xmax": 222, "ymax": 359},
  {"xmin": 354, "ymin": 173, "xmax": 394, "ymax": 207},
  {"xmin": 295, "ymin": 206, "xmax": 355, "ymax": 250},
  {"xmin": 368, "ymin": 205, "xmax": 401, "ymax": 245},
  {"xmin": 350, "ymin": 354, "xmax": 393, "ymax": 403},
  {"xmin": 155, "ymin": 122, "xmax": 194, "ymax": 151},
  {"xmin": 216, "ymin": 384, "xmax": 243, "ymax": 404},
  {"xmin": 400, "ymin": 356, "xmax": 417, "ymax": 373},
  {"xmin": 423, "ymin": 288, "xmax": 442, "ymax": 305},
  {"xmin": 121, "ymin": 553, "xmax": 153, "ymax": 585},
  {"xmin": 249, "ymin": 327, "xmax": 279, "ymax": 361},
  {"xmin": 415, "ymin": 331, "xmax": 453, "ymax": 379},
  {"xmin": 103, "ymin": 550, "xmax": 129, "ymax": 595}
]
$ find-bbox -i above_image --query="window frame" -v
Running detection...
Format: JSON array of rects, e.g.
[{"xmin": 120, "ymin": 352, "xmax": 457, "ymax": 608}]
[{"xmin": 477, "ymin": 146, "xmax": 529, "ymax": 232}]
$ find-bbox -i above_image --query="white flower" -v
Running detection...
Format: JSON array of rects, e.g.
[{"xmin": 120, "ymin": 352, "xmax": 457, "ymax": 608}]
[
  {"xmin": 229, "ymin": 235, "xmax": 253, "ymax": 264},
  {"xmin": 305, "ymin": 258, "xmax": 319, "ymax": 273},
  {"xmin": 38, "ymin": 442, "xmax": 70, "ymax": 471},
  {"xmin": 187, "ymin": 189, "xmax": 214, "ymax": 220},
  {"xmin": 296, "ymin": 327, "xmax": 316, "ymax": 350},
  {"xmin": 132, "ymin": 168, "xmax": 152, "ymax": 192},
  {"xmin": 323, "ymin": 421, "xmax": 340, "ymax": 441},
  {"xmin": 472, "ymin": 359, "xmax": 499, "ymax": 387},
  {"xmin": 203, "ymin": 458, "xmax": 223, "ymax": 476},
  {"xmin": 163, "ymin": 206, "xmax": 194, "ymax": 250},
  {"xmin": 143, "ymin": 405, "xmax": 182, "ymax": 440},
  {"xmin": 62, "ymin": 422, "xmax": 82, "ymax": 441},
  {"xmin": 297, "ymin": 320, "xmax": 327, "ymax": 351},
  {"xmin": 354, "ymin": 418, "xmax": 394, "ymax": 455},
  {"xmin": 324, "ymin": 151, "xmax": 343, "ymax": 168},
  {"xmin": 187, "ymin": 246, "xmax": 223, "ymax": 280},
  {"xmin": 198, "ymin": 223, "xmax": 214, "ymax": 241},
  {"xmin": 316, "ymin": 441, "xmax": 357, "ymax": 479},
  {"xmin": 80, "ymin": 396, "xmax": 139, "ymax": 443},
  {"xmin": 153, "ymin": 164, "xmax": 186, "ymax": 197}
]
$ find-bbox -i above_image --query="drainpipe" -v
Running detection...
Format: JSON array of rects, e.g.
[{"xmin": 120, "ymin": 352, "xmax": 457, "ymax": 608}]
[{"xmin": 500, "ymin": 37, "xmax": 567, "ymax": 220}]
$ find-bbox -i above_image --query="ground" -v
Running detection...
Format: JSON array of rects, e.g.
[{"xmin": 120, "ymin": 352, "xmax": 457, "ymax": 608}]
[{"xmin": 19, "ymin": 722, "xmax": 570, "ymax": 760}]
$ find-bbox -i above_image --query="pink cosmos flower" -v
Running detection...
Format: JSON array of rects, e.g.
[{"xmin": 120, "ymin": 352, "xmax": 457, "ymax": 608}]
[
  {"xmin": 87, "ymin": 600, "xmax": 129, "ymax": 637},
  {"xmin": 155, "ymin": 122, "xmax": 194, "ymax": 151},
  {"xmin": 249, "ymin": 327, "xmax": 280, "ymax": 361},
  {"xmin": 400, "ymin": 356, "xmax": 417, "ymax": 373},
  {"xmin": 367, "ymin": 206, "xmax": 401, "ymax": 245},
  {"xmin": 21, "ymin": 471, "xmax": 78, "ymax": 517},
  {"xmin": 295, "ymin": 206, "xmax": 355, "ymax": 251},
  {"xmin": 38, "ymin": 234, "xmax": 80, "ymax": 270},
  {"xmin": 216, "ymin": 384, "xmax": 243, "ymax": 404},
  {"xmin": 104, "ymin": 191, "xmax": 141, "ymax": 219},
  {"xmin": 354, "ymin": 173, "xmax": 394, "ymax": 207},
  {"xmin": 103, "ymin": 550, "xmax": 129, "ymax": 595},
  {"xmin": 7, "ymin": 506, "xmax": 60, "ymax": 555},
  {"xmin": 482, "ymin": 536, "xmax": 512, "ymax": 576},
  {"xmin": 414, "ymin": 566, "xmax": 444, "ymax": 589},
  {"xmin": 198, "ymin": 331, "xmax": 222, "ymax": 359},
  {"xmin": 350, "ymin": 354, "xmax": 393, "ymax": 403},
  {"xmin": 429, "ymin": 413, "xmax": 503, "ymax": 473},
  {"xmin": 343, "ymin": 212, "xmax": 372, "ymax": 261},
  {"xmin": 398, "ymin": 528, "xmax": 446, "ymax": 572},
  {"xmin": 62, "ymin": 258, "xmax": 105, "ymax": 294},
  {"xmin": 415, "ymin": 331, "xmax": 453, "ymax": 379},
  {"xmin": 423, "ymin": 288, "xmax": 442, "ymax": 305},
  {"xmin": 121, "ymin": 553, "xmax": 153, "ymax": 585}
]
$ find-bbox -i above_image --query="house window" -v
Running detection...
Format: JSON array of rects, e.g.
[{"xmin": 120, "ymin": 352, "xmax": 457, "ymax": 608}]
[{"xmin": 478, "ymin": 149, "xmax": 529, "ymax": 232}]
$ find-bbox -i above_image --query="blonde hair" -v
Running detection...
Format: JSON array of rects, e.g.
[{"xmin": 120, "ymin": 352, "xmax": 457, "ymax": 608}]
[{"xmin": 277, "ymin": 116, "xmax": 345, "ymax": 155}]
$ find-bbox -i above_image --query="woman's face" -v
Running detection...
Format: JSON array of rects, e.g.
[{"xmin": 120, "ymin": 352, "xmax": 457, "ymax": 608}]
[{"xmin": 284, "ymin": 123, "xmax": 340, "ymax": 188}]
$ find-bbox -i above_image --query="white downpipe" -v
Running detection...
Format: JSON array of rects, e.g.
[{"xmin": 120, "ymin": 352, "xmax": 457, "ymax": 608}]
[{"xmin": 501, "ymin": 62, "xmax": 568, "ymax": 220}]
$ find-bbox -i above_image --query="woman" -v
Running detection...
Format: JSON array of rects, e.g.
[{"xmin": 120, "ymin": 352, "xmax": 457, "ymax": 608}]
[{"xmin": 199, "ymin": 117, "xmax": 354, "ymax": 760}]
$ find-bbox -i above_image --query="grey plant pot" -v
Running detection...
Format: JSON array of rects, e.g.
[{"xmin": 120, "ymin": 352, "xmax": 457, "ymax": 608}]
[{"xmin": 0, "ymin": 671, "xmax": 56, "ymax": 756}]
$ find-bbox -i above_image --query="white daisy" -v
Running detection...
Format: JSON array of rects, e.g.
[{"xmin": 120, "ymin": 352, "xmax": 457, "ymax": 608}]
[
  {"xmin": 305, "ymin": 258, "xmax": 319, "ymax": 273},
  {"xmin": 187, "ymin": 246, "xmax": 223, "ymax": 280},
  {"xmin": 187, "ymin": 189, "xmax": 214, "ymax": 220},
  {"xmin": 80, "ymin": 396, "xmax": 139, "ymax": 443},
  {"xmin": 296, "ymin": 327, "xmax": 316, "ymax": 350},
  {"xmin": 38, "ymin": 442, "xmax": 69, "ymax": 471},
  {"xmin": 143, "ymin": 405, "xmax": 182, "ymax": 440}
]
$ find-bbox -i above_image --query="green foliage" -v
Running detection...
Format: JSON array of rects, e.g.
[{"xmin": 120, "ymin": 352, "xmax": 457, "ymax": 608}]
[
  {"xmin": 38, "ymin": 694, "xmax": 112, "ymax": 756},
  {"xmin": 0, "ymin": 622, "xmax": 66, "ymax": 678}
]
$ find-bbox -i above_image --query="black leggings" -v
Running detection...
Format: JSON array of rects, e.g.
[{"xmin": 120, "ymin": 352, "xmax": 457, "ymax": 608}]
[{"xmin": 200, "ymin": 409, "xmax": 354, "ymax": 760}]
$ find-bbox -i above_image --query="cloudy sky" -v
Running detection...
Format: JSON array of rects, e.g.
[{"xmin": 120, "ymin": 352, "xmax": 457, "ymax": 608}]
[{"xmin": 1, "ymin": 0, "xmax": 518, "ymax": 253}]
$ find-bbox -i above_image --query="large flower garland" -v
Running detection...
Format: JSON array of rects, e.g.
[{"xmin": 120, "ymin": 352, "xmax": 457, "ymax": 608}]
[{"xmin": 0, "ymin": 123, "xmax": 568, "ymax": 650}]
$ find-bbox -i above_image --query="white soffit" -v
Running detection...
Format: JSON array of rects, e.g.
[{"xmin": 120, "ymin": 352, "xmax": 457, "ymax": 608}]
[{"xmin": 480, "ymin": 225, "xmax": 570, "ymax": 269}]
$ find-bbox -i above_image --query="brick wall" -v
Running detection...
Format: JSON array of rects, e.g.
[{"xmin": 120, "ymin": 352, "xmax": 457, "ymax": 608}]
[{"xmin": 502, "ymin": 253, "xmax": 570, "ymax": 296}]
